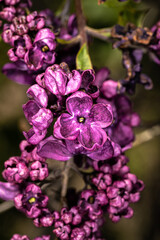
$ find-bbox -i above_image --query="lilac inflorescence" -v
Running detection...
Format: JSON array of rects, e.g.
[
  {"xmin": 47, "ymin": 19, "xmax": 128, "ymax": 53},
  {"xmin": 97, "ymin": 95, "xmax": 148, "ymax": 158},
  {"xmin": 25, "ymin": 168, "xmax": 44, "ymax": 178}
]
[
  {"xmin": 0, "ymin": 1, "xmax": 149, "ymax": 239},
  {"xmin": 11, "ymin": 234, "xmax": 50, "ymax": 240}
]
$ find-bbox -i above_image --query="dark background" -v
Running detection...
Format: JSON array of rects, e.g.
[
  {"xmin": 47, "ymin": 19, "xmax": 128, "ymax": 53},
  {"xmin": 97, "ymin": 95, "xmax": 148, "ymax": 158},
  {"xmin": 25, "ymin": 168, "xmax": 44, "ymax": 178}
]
[{"xmin": 0, "ymin": 0, "xmax": 160, "ymax": 239}]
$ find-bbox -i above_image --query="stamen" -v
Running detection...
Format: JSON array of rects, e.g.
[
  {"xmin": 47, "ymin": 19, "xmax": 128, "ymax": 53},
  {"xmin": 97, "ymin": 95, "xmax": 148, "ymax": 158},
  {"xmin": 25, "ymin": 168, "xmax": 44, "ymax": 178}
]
[
  {"xmin": 78, "ymin": 117, "xmax": 85, "ymax": 123},
  {"xmin": 41, "ymin": 45, "xmax": 49, "ymax": 52},
  {"xmin": 28, "ymin": 197, "xmax": 36, "ymax": 204}
]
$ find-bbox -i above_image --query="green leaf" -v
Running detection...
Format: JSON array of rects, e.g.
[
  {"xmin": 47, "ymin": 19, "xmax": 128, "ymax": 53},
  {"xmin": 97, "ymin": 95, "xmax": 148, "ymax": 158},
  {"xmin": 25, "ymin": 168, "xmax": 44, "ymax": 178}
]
[
  {"xmin": 104, "ymin": 0, "xmax": 129, "ymax": 8},
  {"xmin": 76, "ymin": 43, "xmax": 93, "ymax": 70},
  {"xmin": 117, "ymin": 1, "xmax": 149, "ymax": 26}
]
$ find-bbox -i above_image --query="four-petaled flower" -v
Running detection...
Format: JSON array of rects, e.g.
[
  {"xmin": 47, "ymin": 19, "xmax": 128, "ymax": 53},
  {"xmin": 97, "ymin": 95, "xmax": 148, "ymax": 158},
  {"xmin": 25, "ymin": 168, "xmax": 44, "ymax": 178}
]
[{"xmin": 54, "ymin": 91, "xmax": 113, "ymax": 150}]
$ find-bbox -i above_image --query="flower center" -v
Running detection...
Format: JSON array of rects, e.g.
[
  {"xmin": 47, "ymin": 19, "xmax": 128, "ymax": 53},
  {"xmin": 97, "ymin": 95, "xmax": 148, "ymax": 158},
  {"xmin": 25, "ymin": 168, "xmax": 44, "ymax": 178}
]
[
  {"xmin": 78, "ymin": 117, "xmax": 85, "ymax": 123},
  {"xmin": 41, "ymin": 45, "xmax": 49, "ymax": 52},
  {"xmin": 28, "ymin": 197, "xmax": 36, "ymax": 204},
  {"xmin": 88, "ymin": 196, "xmax": 95, "ymax": 204}
]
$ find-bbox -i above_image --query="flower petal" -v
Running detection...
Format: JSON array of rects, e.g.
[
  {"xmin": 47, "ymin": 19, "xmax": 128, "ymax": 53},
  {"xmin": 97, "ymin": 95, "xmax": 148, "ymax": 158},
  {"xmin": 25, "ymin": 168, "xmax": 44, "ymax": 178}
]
[
  {"xmin": 65, "ymin": 70, "xmax": 82, "ymax": 95},
  {"xmin": 37, "ymin": 136, "xmax": 72, "ymax": 161},
  {"xmin": 89, "ymin": 103, "xmax": 113, "ymax": 128},
  {"xmin": 27, "ymin": 84, "xmax": 48, "ymax": 108},
  {"xmin": 0, "ymin": 182, "xmax": 19, "ymax": 200},
  {"xmin": 79, "ymin": 124, "xmax": 107, "ymax": 150},
  {"xmin": 87, "ymin": 138, "xmax": 114, "ymax": 161},
  {"xmin": 66, "ymin": 91, "xmax": 93, "ymax": 116}
]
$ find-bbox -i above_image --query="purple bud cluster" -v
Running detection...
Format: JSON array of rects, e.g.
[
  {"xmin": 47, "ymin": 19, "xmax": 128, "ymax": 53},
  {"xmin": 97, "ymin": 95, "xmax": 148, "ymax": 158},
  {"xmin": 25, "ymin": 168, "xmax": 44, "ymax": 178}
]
[
  {"xmin": 0, "ymin": 60, "xmax": 144, "ymax": 239},
  {"xmin": 11, "ymin": 234, "xmax": 50, "ymax": 240},
  {"xmin": 1, "ymin": 0, "xmax": 159, "ymax": 239},
  {"xmin": 0, "ymin": 0, "xmax": 32, "ymax": 22},
  {"xmin": 0, "ymin": 0, "xmax": 57, "ymax": 85}
]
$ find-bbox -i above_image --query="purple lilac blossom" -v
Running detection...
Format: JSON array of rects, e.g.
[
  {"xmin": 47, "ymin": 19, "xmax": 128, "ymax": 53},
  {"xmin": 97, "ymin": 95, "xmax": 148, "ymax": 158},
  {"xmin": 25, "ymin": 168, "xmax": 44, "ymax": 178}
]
[
  {"xmin": 54, "ymin": 91, "xmax": 113, "ymax": 150},
  {"xmin": 149, "ymin": 21, "xmax": 160, "ymax": 65},
  {"xmin": 23, "ymin": 100, "xmax": 53, "ymax": 131},
  {"xmin": 24, "ymin": 28, "xmax": 56, "ymax": 70},
  {"xmin": 8, "ymin": 34, "xmax": 32, "ymax": 62},
  {"xmin": 23, "ymin": 84, "xmax": 53, "ymax": 144},
  {"xmin": 53, "ymin": 220, "xmax": 71, "ymax": 240},
  {"xmin": 29, "ymin": 160, "xmax": 48, "ymax": 181},
  {"xmin": 95, "ymin": 68, "xmax": 140, "ymax": 149},
  {"xmin": 2, "ymin": 156, "xmax": 29, "ymax": 183},
  {"xmin": 78, "ymin": 189, "xmax": 108, "ymax": 220},
  {"xmin": 11, "ymin": 234, "xmax": 30, "ymax": 240},
  {"xmin": 14, "ymin": 183, "xmax": 48, "ymax": 218},
  {"xmin": 20, "ymin": 140, "xmax": 45, "ymax": 162},
  {"xmin": 11, "ymin": 234, "xmax": 50, "ymax": 240},
  {"xmin": 59, "ymin": 14, "xmax": 78, "ymax": 40},
  {"xmin": 33, "ymin": 208, "xmax": 55, "ymax": 227},
  {"xmin": 80, "ymin": 69, "xmax": 99, "ymax": 98},
  {"xmin": 37, "ymin": 134, "xmax": 121, "ymax": 162},
  {"xmin": 2, "ymin": 61, "xmax": 36, "ymax": 85},
  {"xmin": 0, "ymin": 0, "xmax": 32, "ymax": 22},
  {"xmin": 43, "ymin": 63, "xmax": 82, "ymax": 98}
]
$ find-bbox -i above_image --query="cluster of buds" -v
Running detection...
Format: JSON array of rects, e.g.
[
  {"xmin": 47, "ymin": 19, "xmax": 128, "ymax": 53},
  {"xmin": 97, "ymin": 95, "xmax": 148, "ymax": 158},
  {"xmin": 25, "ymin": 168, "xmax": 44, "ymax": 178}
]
[
  {"xmin": 0, "ymin": 62, "xmax": 144, "ymax": 239},
  {"xmin": 0, "ymin": 0, "xmax": 159, "ymax": 239}
]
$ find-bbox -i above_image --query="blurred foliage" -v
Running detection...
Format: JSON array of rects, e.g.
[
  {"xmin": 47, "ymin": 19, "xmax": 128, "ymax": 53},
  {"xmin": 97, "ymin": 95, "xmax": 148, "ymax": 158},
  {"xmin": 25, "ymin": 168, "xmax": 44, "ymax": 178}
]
[{"xmin": 0, "ymin": 0, "xmax": 160, "ymax": 239}]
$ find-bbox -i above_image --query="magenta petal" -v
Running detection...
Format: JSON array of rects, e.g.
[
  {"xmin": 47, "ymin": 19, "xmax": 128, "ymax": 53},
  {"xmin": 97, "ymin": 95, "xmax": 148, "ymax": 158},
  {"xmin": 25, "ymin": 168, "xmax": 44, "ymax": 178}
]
[
  {"xmin": 44, "ymin": 65, "xmax": 66, "ymax": 95},
  {"xmin": 0, "ymin": 182, "xmax": 19, "ymax": 200},
  {"xmin": 65, "ymin": 70, "xmax": 82, "ymax": 95},
  {"xmin": 87, "ymin": 138, "xmax": 114, "ymax": 161},
  {"xmin": 66, "ymin": 91, "xmax": 93, "ymax": 116},
  {"xmin": 2, "ymin": 61, "xmax": 35, "ymax": 85},
  {"xmin": 31, "ymin": 108, "xmax": 53, "ymax": 130},
  {"xmin": 79, "ymin": 125, "xmax": 107, "ymax": 150},
  {"xmin": 54, "ymin": 114, "xmax": 79, "ymax": 140},
  {"xmin": 89, "ymin": 103, "xmax": 113, "ymax": 128},
  {"xmin": 111, "ymin": 122, "xmax": 134, "ymax": 147},
  {"xmin": 25, "ymin": 47, "xmax": 44, "ymax": 70},
  {"xmin": 23, "ymin": 100, "xmax": 40, "ymax": 123},
  {"xmin": 95, "ymin": 67, "xmax": 110, "ymax": 87},
  {"xmin": 59, "ymin": 114, "xmax": 79, "ymax": 140},
  {"xmin": 123, "ymin": 207, "xmax": 134, "ymax": 219},
  {"xmin": 34, "ymin": 28, "xmax": 55, "ymax": 44},
  {"xmin": 27, "ymin": 84, "xmax": 48, "ymax": 108},
  {"xmin": 101, "ymin": 80, "xmax": 118, "ymax": 98},
  {"xmin": 23, "ymin": 127, "xmax": 47, "ymax": 145},
  {"xmin": 37, "ymin": 136, "xmax": 72, "ymax": 161}
]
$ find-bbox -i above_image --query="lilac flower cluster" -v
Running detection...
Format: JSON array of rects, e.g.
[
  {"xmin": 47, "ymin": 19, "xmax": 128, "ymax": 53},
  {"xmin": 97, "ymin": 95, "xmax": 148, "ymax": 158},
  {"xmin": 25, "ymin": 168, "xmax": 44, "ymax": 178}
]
[
  {"xmin": 0, "ymin": 1, "xmax": 57, "ymax": 84},
  {"xmin": 0, "ymin": 60, "xmax": 144, "ymax": 239},
  {"xmin": 111, "ymin": 22, "xmax": 160, "ymax": 93},
  {"xmin": 11, "ymin": 234, "xmax": 50, "ymax": 240},
  {"xmin": 0, "ymin": 0, "xmax": 32, "ymax": 22},
  {"xmin": 1, "ymin": 0, "xmax": 159, "ymax": 239}
]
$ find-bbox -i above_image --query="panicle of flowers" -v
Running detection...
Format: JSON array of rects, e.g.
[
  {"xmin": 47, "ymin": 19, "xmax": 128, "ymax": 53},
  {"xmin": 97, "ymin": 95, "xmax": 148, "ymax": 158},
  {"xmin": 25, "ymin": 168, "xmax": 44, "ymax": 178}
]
[
  {"xmin": 0, "ymin": 0, "xmax": 58, "ymax": 85},
  {"xmin": 0, "ymin": 0, "xmax": 32, "ymax": 22},
  {"xmin": 111, "ymin": 23, "xmax": 154, "ymax": 93},
  {"xmin": 1, "ymin": 0, "xmax": 159, "ymax": 239}
]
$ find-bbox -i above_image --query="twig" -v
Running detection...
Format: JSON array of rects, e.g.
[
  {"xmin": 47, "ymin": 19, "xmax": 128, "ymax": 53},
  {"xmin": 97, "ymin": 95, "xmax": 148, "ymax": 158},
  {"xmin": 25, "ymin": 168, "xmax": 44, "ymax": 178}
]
[
  {"xmin": 60, "ymin": 0, "xmax": 71, "ymax": 24},
  {"xmin": 0, "ymin": 201, "xmax": 14, "ymax": 214},
  {"xmin": 133, "ymin": 124, "xmax": 160, "ymax": 147},
  {"xmin": 61, "ymin": 158, "xmax": 73, "ymax": 206},
  {"xmin": 75, "ymin": 0, "xmax": 87, "ymax": 46},
  {"xmin": 85, "ymin": 26, "xmax": 112, "ymax": 41}
]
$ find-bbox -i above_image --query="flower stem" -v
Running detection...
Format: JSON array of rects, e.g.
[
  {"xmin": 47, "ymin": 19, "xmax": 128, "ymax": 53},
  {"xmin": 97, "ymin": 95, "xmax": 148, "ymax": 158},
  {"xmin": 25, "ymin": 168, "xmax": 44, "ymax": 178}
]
[
  {"xmin": 0, "ymin": 201, "xmax": 14, "ymax": 214},
  {"xmin": 85, "ymin": 26, "xmax": 112, "ymax": 41},
  {"xmin": 75, "ymin": 0, "xmax": 87, "ymax": 46},
  {"xmin": 133, "ymin": 124, "xmax": 160, "ymax": 147},
  {"xmin": 61, "ymin": 158, "xmax": 73, "ymax": 206}
]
